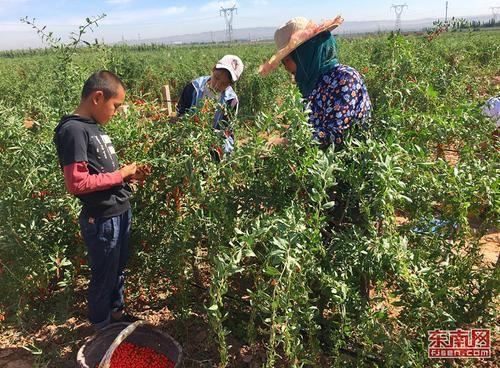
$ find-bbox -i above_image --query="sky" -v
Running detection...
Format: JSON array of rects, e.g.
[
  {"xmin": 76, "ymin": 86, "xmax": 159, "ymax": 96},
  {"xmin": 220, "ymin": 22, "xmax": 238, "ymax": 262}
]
[{"xmin": 0, "ymin": 0, "xmax": 498, "ymax": 50}]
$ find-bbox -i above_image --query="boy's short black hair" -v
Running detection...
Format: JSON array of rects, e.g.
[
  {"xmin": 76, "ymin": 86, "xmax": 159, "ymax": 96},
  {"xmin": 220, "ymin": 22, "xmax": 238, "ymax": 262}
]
[
  {"xmin": 81, "ymin": 70, "xmax": 126, "ymax": 100},
  {"xmin": 214, "ymin": 67, "xmax": 234, "ymax": 85}
]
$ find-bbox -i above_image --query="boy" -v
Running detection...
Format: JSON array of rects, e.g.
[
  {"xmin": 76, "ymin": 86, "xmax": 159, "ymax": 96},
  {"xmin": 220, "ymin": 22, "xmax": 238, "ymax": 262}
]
[
  {"xmin": 177, "ymin": 55, "xmax": 244, "ymax": 157},
  {"xmin": 53, "ymin": 70, "xmax": 137, "ymax": 329}
]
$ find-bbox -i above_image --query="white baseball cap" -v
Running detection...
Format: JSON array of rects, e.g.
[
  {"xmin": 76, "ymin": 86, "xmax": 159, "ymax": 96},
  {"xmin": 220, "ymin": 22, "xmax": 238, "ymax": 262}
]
[{"xmin": 216, "ymin": 55, "xmax": 244, "ymax": 82}]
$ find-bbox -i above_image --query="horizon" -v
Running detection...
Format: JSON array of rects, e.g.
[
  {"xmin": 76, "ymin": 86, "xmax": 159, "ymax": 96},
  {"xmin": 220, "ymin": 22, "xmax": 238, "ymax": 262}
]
[{"xmin": 1, "ymin": 0, "xmax": 499, "ymax": 50}]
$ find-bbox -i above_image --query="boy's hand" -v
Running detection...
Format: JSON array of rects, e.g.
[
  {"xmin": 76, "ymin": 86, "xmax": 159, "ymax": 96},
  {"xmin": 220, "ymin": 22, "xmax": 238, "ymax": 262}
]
[
  {"xmin": 131, "ymin": 164, "xmax": 152, "ymax": 182},
  {"xmin": 119, "ymin": 163, "xmax": 137, "ymax": 180}
]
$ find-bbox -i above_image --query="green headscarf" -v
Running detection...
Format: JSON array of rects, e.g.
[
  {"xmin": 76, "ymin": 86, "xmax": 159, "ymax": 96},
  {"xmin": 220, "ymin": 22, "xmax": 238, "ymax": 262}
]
[{"xmin": 291, "ymin": 31, "xmax": 339, "ymax": 97}]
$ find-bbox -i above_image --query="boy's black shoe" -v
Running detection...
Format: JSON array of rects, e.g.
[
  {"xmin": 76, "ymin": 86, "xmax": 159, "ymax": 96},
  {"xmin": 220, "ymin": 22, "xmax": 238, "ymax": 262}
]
[{"xmin": 111, "ymin": 312, "xmax": 141, "ymax": 324}]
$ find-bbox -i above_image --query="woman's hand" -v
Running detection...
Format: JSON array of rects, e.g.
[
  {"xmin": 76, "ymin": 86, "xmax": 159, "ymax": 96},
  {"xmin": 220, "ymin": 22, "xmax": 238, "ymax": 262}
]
[{"xmin": 266, "ymin": 136, "xmax": 289, "ymax": 148}]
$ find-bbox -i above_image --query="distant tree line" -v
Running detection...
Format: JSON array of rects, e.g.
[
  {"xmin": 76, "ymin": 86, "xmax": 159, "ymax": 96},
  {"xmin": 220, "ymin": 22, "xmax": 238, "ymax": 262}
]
[{"xmin": 426, "ymin": 17, "xmax": 498, "ymax": 32}]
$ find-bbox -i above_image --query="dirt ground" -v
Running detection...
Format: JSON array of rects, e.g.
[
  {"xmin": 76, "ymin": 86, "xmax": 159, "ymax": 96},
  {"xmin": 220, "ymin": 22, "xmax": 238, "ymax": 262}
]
[
  {"xmin": 0, "ymin": 226, "xmax": 497, "ymax": 367},
  {"xmin": 0, "ymin": 257, "xmax": 269, "ymax": 368},
  {"xmin": 479, "ymin": 230, "xmax": 500, "ymax": 266},
  {"xmin": 0, "ymin": 280, "xmax": 221, "ymax": 367}
]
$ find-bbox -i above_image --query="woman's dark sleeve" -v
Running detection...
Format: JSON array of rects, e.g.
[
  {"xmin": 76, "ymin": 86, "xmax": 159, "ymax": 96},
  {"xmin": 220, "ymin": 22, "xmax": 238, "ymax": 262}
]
[
  {"xmin": 221, "ymin": 98, "xmax": 238, "ymax": 154},
  {"xmin": 176, "ymin": 82, "xmax": 195, "ymax": 116},
  {"xmin": 219, "ymin": 97, "xmax": 238, "ymax": 127}
]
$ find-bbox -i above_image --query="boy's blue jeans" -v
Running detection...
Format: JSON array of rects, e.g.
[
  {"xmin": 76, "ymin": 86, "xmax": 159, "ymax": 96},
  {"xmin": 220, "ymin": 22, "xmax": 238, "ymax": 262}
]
[{"xmin": 79, "ymin": 209, "xmax": 131, "ymax": 329}]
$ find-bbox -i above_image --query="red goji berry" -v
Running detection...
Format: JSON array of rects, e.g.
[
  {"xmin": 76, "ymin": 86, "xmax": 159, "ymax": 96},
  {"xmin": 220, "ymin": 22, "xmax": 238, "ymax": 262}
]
[{"xmin": 97, "ymin": 341, "xmax": 175, "ymax": 368}]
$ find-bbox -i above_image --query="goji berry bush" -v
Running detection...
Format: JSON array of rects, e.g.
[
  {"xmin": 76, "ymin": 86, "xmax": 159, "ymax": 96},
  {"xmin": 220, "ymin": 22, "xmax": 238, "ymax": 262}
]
[{"xmin": 0, "ymin": 28, "xmax": 498, "ymax": 367}]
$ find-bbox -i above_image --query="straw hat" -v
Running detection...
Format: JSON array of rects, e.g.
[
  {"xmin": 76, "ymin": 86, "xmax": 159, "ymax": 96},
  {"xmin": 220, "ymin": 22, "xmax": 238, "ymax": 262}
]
[{"xmin": 258, "ymin": 15, "xmax": 344, "ymax": 76}]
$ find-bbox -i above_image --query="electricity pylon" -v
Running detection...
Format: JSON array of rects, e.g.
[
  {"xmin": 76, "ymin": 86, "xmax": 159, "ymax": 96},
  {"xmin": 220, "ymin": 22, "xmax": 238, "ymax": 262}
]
[
  {"xmin": 491, "ymin": 7, "xmax": 500, "ymax": 22},
  {"xmin": 220, "ymin": 4, "xmax": 237, "ymax": 43},
  {"xmin": 391, "ymin": 4, "xmax": 408, "ymax": 31}
]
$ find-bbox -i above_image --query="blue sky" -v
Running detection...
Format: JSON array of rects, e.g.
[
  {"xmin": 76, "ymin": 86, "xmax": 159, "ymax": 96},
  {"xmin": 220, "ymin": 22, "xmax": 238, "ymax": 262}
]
[{"xmin": 0, "ymin": 0, "xmax": 498, "ymax": 50}]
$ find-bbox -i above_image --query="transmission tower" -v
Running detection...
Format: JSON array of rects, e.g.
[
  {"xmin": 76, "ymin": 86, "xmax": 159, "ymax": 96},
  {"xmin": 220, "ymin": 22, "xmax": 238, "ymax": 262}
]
[
  {"xmin": 220, "ymin": 4, "xmax": 237, "ymax": 42},
  {"xmin": 391, "ymin": 3, "xmax": 408, "ymax": 30},
  {"xmin": 491, "ymin": 7, "xmax": 500, "ymax": 22}
]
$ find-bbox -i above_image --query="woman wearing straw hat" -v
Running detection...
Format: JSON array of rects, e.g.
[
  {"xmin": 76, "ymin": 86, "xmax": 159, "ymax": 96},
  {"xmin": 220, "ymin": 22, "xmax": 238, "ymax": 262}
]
[
  {"xmin": 259, "ymin": 16, "xmax": 371, "ymax": 150},
  {"xmin": 261, "ymin": 16, "xmax": 373, "ymax": 298}
]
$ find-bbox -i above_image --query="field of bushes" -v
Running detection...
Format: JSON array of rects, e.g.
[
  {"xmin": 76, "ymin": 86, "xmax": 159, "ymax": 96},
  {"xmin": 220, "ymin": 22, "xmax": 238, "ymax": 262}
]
[{"xmin": 0, "ymin": 25, "xmax": 498, "ymax": 367}]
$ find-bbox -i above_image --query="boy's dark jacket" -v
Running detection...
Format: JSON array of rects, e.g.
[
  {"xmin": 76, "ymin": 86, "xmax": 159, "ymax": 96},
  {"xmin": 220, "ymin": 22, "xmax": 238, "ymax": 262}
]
[{"xmin": 54, "ymin": 115, "xmax": 131, "ymax": 218}]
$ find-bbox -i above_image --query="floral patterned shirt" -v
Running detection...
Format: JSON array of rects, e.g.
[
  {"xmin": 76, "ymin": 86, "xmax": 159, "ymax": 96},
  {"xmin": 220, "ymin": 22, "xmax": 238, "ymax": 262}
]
[{"xmin": 307, "ymin": 64, "xmax": 372, "ymax": 147}]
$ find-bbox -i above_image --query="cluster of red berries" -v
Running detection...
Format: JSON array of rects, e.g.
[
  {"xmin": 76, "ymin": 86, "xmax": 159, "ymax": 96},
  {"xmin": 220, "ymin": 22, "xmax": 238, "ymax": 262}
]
[
  {"xmin": 31, "ymin": 190, "xmax": 50, "ymax": 199},
  {"xmin": 97, "ymin": 342, "xmax": 175, "ymax": 368}
]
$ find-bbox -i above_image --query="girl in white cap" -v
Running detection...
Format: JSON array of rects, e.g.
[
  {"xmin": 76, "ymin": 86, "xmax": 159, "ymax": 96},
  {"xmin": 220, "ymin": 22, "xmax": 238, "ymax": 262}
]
[
  {"xmin": 177, "ymin": 55, "xmax": 244, "ymax": 157},
  {"xmin": 260, "ymin": 16, "xmax": 371, "ymax": 150}
]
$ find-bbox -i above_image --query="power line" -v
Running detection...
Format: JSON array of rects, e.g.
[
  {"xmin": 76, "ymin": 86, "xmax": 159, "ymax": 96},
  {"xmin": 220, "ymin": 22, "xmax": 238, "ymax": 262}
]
[
  {"xmin": 220, "ymin": 3, "xmax": 237, "ymax": 42},
  {"xmin": 391, "ymin": 3, "xmax": 408, "ymax": 31}
]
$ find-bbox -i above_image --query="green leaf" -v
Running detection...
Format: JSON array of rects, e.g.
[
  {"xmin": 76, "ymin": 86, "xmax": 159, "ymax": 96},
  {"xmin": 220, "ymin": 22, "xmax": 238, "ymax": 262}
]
[
  {"xmin": 426, "ymin": 84, "xmax": 439, "ymax": 99},
  {"xmin": 264, "ymin": 266, "xmax": 280, "ymax": 277},
  {"xmin": 322, "ymin": 201, "xmax": 335, "ymax": 209}
]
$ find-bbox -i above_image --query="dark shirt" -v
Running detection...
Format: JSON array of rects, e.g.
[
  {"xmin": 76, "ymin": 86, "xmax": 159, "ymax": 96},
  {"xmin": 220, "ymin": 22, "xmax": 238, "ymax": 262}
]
[
  {"xmin": 177, "ymin": 82, "xmax": 196, "ymax": 116},
  {"xmin": 53, "ymin": 115, "xmax": 131, "ymax": 218}
]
